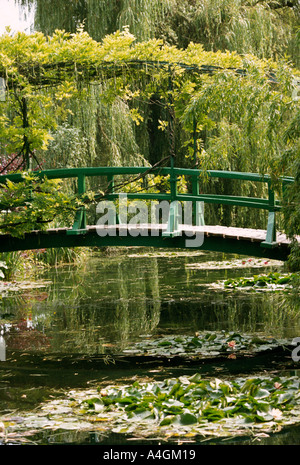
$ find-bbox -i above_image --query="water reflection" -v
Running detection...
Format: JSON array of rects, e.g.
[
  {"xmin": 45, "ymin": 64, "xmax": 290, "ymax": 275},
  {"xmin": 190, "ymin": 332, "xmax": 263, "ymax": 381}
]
[
  {"xmin": 0, "ymin": 250, "xmax": 298, "ymax": 358},
  {"xmin": 0, "ymin": 250, "xmax": 300, "ymax": 445}
]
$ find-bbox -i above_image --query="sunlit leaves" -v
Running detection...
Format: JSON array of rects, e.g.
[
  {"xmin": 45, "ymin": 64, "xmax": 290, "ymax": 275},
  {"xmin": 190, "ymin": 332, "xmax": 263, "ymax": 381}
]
[
  {"xmin": 164, "ymin": 0, "xmax": 299, "ymax": 68},
  {"xmin": 0, "ymin": 174, "xmax": 79, "ymax": 237},
  {"xmin": 180, "ymin": 64, "xmax": 298, "ymax": 173},
  {"xmin": 0, "ymin": 26, "xmax": 297, "ymax": 164},
  {"xmin": 0, "ymin": 27, "xmax": 299, "ymax": 249}
]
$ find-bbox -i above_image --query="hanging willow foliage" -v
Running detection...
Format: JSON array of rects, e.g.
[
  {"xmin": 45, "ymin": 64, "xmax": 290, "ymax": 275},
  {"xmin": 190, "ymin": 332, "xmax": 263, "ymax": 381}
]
[
  {"xmin": 18, "ymin": 0, "xmax": 299, "ymax": 67},
  {"xmin": 157, "ymin": 0, "xmax": 299, "ymax": 67},
  {"xmin": 0, "ymin": 27, "xmax": 298, "ymax": 172},
  {"xmin": 18, "ymin": 0, "xmax": 172, "ymax": 43},
  {"xmin": 12, "ymin": 1, "xmax": 299, "ymax": 178}
]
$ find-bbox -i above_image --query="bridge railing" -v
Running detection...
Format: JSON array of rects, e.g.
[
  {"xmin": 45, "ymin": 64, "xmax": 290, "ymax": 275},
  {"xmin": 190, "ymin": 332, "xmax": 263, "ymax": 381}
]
[{"xmin": 0, "ymin": 167, "xmax": 294, "ymax": 249}]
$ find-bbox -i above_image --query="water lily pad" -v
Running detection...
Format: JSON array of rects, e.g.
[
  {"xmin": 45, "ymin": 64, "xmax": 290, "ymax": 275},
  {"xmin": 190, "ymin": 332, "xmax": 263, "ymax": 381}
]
[
  {"xmin": 3, "ymin": 373, "xmax": 300, "ymax": 443},
  {"xmin": 123, "ymin": 330, "xmax": 289, "ymax": 359}
]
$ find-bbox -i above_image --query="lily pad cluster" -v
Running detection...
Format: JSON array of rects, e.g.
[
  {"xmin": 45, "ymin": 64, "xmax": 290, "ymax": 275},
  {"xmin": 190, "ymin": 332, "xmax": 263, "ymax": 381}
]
[
  {"xmin": 123, "ymin": 330, "xmax": 287, "ymax": 358},
  {"xmin": 85, "ymin": 374, "xmax": 300, "ymax": 433},
  {"xmin": 224, "ymin": 272, "xmax": 299, "ymax": 290},
  {"xmin": 186, "ymin": 258, "xmax": 282, "ymax": 270},
  {"xmin": 1, "ymin": 374, "xmax": 300, "ymax": 443}
]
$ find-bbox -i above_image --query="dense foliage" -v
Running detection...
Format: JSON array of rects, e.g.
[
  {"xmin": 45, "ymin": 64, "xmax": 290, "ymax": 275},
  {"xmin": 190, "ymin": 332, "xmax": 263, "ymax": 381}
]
[
  {"xmin": 0, "ymin": 3, "xmax": 299, "ymax": 444},
  {"xmin": 0, "ymin": 1, "xmax": 299, "ymax": 263},
  {"xmin": 20, "ymin": 0, "xmax": 300, "ymax": 68},
  {"xmin": 0, "ymin": 173, "xmax": 79, "ymax": 237},
  {"xmin": 0, "ymin": 25, "xmax": 298, "ymax": 170}
]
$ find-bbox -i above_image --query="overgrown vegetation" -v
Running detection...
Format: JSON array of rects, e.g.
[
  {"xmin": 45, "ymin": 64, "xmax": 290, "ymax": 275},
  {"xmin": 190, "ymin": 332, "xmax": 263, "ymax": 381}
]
[
  {"xmin": 0, "ymin": 173, "xmax": 79, "ymax": 237},
  {"xmin": 0, "ymin": 2, "xmax": 299, "ymax": 445}
]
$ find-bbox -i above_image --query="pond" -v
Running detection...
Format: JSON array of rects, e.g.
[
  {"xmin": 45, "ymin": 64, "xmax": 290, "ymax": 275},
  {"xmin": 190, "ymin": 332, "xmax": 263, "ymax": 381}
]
[{"xmin": 0, "ymin": 248, "xmax": 300, "ymax": 445}]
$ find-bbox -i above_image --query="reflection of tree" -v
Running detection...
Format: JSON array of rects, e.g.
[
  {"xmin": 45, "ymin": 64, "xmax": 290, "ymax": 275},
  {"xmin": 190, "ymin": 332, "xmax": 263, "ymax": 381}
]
[
  {"xmin": 32, "ymin": 256, "xmax": 161, "ymax": 354},
  {"xmin": 158, "ymin": 288, "xmax": 300, "ymax": 339},
  {"xmin": 2, "ymin": 253, "xmax": 298, "ymax": 357},
  {"xmin": 114, "ymin": 258, "xmax": 161, "ymax": 345},
  {"xmin": 0, "ymin": 288, "xmax": 52, "ymax": 356}
]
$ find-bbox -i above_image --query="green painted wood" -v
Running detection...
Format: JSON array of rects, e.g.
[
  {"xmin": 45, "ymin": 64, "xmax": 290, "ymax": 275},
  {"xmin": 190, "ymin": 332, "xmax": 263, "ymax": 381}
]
[
  {"xmin": 0, "ymin": 166, "xmax": 294, "ymax": 184},
  {"xmin": 105, "ymin": 193, "xmax": 172, "ymax": 201},
  {"xmin": 176, "ymin": 194, "xmax": 281, "ymax": 210},
  {"xmin": 259, "ymin": 182, "xmax": 277, "ymax": 248},
  {"xmin": 0, "ymin": 166, "xmax": 295, "ymax": 257},
  {"xmin": 0, "ymin": 226, "xmax": 291, "ymax": 261},
  {"xmin": 192, "ymin": 175, "xmax": 205, "ymax": 226},
  {"xmin": 162, "ymin": 201, "xmax": 182, "ymax": 238},
  {"xmin": 67, "ymin": 209, "xmax": 87, "ymax": 236},
  {"xmin": 261, "ymin": 211, "xmax": 277, "ymax": 248}
]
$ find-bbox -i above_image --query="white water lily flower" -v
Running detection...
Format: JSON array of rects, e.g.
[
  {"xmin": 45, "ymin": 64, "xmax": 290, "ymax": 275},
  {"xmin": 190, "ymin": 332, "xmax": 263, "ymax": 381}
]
[{"xmin": 270, "ymin": 408, "xmax": 283, "ymax": 419}]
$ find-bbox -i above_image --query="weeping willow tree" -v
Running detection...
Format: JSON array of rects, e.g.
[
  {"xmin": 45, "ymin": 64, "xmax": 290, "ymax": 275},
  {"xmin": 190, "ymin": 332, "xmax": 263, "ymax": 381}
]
[
  {"xmin": 18, "ymin": 0, "xmax": 299, "ymax": 66},
  {"xmin": 0, "ymin": 19, "xmax": 299, "ymax": 256},
  {"xmin": 19, "ymin": 0, "xmax": 172, "ymax": 42},
  {"xmin": 14, "ymin": 0, "xmax": 299, "ymax": 173},
  {"xmin": 14, "ymin": 0, "xmax": 172, "ymax": 169},
  {"xmin": 0, "ymin": 28, "xmax": 298, "ymax": 172},
  {"xmin": 88, "ymin": 0, "xmax": 172, "ymax": 42},
  {"xmin": 158, "ymin": 0, "xmax": 300, "ymax": 68},
  {"xmin": 46, "ymin": 89, "xmax": 147, "ymax": 169},
  {"xmin": 16, "ymin": 0, "xmax": 174, "ymax": 169}
]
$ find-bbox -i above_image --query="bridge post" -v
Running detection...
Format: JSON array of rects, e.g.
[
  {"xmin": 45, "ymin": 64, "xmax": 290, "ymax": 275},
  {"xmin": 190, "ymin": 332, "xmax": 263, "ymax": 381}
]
[
  {"xmin": 106, "ymin": 174, "xmax": 119, "ymax": 224},
  {"xmin": 261, "ymin": 181, "xmax": 277, "ymax": 248},
  {"xmin": 162, "ymin": 66, "xmax": 183, "ymax": 239},
  {"xmin": 66, "ymin": 172, "xmax": 87, "ymax": 235},
  {"xmin": 162, "ymin": 171, "xmax": 182, "ymax": 237},
  {"xmin": 192, "ymin": 174, "xmax": 205, "ymax": 226},
  {"xmin": 78, "ymin": 173, "xmax": 87, "ymax": 230}
]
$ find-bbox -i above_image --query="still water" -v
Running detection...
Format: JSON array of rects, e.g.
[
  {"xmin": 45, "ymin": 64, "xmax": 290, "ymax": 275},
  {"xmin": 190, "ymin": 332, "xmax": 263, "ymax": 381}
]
[{"xmin": 0, "ymin": 248, "xmax": 299, "ymax": 445}]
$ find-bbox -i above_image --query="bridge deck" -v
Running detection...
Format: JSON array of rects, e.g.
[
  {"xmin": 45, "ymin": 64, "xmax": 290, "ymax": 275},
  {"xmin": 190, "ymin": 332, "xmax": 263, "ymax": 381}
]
[
  {"xmin": 0, "ymin": 224, "xmax": 297, "ymax": 261},
  {"xmin": 85, "ymin": 224, "xmax": 294, "ymax": 244}
]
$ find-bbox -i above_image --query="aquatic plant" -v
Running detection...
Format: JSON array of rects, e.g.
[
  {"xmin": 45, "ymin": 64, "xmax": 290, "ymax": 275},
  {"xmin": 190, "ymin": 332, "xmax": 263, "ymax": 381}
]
[
  {"xmin": 123, "ymin": 330, "xmax": 288, "ymax": 358},
  {"xmin": 2, "ymin": 373, "xmax": 300, "ymax": 442},
  {"xmin": 223, "ymin": 272, "xmax": 300, "ymax": 290}
]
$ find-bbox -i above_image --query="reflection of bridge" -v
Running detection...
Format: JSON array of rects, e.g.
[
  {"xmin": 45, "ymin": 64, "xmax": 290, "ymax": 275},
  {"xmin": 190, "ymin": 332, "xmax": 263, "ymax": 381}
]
[{"xmin": 0, "ymin": 166, "xmax": 296, "ymax": 261}]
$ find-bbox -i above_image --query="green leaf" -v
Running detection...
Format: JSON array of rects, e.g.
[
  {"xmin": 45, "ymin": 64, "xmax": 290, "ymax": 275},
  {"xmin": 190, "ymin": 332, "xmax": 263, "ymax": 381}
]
[
  {"xmin": 158, "ymin": 340, "xmax": 173, "ymax": 347},
  {"xmin": 160, "ymin": 415, "xmax": 176, "ymax": 426},
  {"xmin": 178, "ymin": 413, "xmax": 198, "ymax": 425},
  {"xmin": 255, "ymin": 389, "xmax": 271, "ymax": 399},
  {"xmin": 202, "ymin": 407, "xmax": 225, "ymax": 421},
  {"xmin": 277, "ymin": 393, "xmax": 294, "ymax": 404}
]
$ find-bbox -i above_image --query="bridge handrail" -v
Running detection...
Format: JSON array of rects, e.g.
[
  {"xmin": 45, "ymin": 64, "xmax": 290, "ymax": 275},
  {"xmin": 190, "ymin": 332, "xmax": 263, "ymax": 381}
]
[
  {"xmin": 0, "ymin": 166, "xmax": 294, "ymax": 184},
  {"xmin": 0, "ymin": 167, "xmax": 294, "ymax": 249}
]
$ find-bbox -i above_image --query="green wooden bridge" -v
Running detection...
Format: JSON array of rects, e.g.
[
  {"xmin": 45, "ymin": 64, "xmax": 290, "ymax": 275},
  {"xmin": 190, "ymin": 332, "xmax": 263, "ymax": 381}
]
[{"xmin": 0, "ymin": 166, "xmax": 296, "ymax": 261}]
